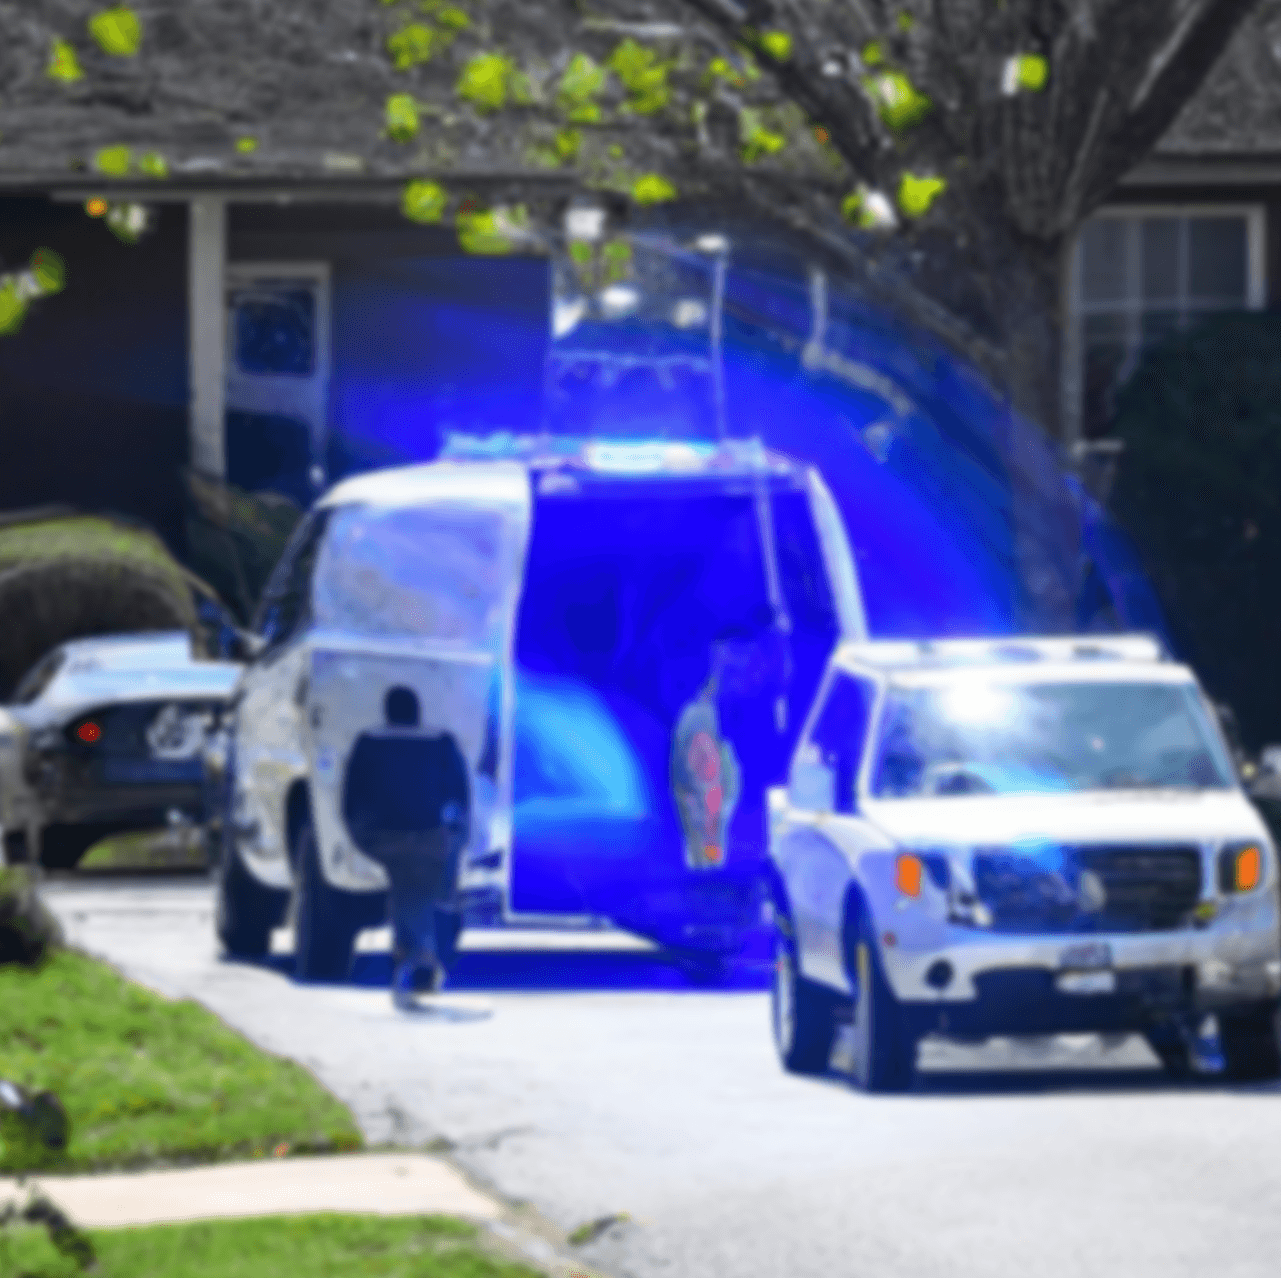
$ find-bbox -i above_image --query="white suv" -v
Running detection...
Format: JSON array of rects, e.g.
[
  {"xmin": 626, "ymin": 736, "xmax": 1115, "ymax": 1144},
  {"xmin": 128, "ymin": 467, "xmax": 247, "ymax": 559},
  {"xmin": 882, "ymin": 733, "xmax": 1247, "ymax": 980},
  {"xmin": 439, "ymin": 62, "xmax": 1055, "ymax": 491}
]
[{"xmin": 768, "ymin": 634, "xmax": 1281, "ymax": 1091}]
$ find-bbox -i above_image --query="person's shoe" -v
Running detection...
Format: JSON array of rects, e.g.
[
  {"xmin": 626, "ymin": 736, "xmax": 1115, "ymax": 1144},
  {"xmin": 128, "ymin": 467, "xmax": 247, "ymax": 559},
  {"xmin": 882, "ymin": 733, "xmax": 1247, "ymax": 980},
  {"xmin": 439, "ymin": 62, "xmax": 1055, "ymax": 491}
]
[{"xmin": 391, "ymin": 959, "xmax": 419, "ymax": 1012}]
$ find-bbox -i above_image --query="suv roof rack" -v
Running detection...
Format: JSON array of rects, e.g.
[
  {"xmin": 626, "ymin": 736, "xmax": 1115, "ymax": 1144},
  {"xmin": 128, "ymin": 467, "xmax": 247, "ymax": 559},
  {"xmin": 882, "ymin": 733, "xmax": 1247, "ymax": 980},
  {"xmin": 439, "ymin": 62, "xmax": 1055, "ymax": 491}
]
[{"xmin": 836, "ymin": 633, "xmax": 1167, "ymax": 669}]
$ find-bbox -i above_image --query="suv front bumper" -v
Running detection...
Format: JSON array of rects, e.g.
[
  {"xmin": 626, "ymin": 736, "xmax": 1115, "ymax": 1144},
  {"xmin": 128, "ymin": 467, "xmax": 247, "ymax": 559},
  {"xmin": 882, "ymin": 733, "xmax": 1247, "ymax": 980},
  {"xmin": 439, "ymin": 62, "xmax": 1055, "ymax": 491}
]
[{"xmin": 880, "ymin": 894, "xmax": 1281, "ymax": 1036}]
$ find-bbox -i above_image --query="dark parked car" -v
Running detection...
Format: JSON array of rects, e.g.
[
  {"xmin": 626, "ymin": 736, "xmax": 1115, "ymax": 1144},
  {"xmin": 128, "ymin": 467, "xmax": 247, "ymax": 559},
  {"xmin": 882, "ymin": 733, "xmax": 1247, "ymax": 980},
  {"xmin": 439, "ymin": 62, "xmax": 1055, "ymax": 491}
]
[{"xmin": 1, "ymin": 631, "xmax": 242, "ymax": 868}]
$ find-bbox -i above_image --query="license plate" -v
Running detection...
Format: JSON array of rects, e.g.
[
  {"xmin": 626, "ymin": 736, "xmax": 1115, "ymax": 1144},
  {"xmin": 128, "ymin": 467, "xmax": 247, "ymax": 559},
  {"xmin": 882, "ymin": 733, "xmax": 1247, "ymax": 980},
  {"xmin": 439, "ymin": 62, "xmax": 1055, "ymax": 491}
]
[
  {"xmin": 1059, "ymin": 941, "xmax": 1112, "ymax": 971},
  {"xmin": 1056, "ymin": 970, "xmax": 1117, "ymax": 995}
]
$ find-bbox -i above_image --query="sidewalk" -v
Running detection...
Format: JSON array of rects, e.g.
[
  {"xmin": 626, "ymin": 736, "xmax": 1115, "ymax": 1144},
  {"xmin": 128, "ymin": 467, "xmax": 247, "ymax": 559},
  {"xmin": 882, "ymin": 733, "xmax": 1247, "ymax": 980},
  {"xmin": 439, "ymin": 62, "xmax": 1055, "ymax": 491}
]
[
  {"xmin": 2, "ymin": 1152, "xmax": 607, "ymax": 1277},
  {"xmin": 1, "ymin": 1152, "xmax": 500, "ymax": 1229}
]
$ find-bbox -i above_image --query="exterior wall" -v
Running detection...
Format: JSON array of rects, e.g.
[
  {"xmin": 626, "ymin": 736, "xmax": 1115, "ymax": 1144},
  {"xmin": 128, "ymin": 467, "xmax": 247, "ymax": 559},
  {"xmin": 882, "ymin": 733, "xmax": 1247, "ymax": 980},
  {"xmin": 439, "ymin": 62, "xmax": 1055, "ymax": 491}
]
[
  {"xmin": 0, "ymin": 197, "xmax": 190, "ymax": 551},
  {"xmin": 226, "ymin": 202, "xmax": 550, "ymax": 482}
]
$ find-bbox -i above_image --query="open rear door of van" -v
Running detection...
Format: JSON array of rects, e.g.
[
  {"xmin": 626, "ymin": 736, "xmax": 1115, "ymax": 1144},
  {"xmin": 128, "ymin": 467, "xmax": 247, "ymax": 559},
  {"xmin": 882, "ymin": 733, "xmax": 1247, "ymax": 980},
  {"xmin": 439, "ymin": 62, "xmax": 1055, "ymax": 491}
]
[{"xmin": 301, "ymin": 466, "xmax": 531, "ymax": 897}]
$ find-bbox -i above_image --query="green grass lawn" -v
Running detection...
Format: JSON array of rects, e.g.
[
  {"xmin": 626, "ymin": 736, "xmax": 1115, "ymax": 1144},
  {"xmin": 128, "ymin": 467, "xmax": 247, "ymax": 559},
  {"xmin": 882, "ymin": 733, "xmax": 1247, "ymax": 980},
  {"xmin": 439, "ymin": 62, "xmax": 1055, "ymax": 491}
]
[
  {"xmin": 1, "ymin": 1214, "xmax": 547, "ymax": 1278},
  {"xmin": 0, "ymin": 949, "xmax": 361, "ymax": 1173},
  {"xmin": 79, "ymin": 828, "xmax": 208, "ymax": 872}
]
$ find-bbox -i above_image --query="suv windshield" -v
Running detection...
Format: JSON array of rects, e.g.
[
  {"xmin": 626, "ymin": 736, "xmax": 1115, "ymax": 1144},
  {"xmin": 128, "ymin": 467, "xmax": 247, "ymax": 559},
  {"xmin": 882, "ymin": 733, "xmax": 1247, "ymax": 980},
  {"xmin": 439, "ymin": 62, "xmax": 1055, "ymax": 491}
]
[{"xmin": 870, "ymin": 679, "xmax": 1235, "ymax": 798}]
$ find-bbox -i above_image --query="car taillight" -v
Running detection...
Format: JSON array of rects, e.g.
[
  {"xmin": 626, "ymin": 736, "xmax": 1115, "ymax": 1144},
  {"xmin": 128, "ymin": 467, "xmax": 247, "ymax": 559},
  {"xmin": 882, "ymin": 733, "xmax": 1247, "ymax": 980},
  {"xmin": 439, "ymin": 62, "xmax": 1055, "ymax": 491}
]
[{"xmin": 75, "ymin": 720, "xmax": 102, "ymax": 744}]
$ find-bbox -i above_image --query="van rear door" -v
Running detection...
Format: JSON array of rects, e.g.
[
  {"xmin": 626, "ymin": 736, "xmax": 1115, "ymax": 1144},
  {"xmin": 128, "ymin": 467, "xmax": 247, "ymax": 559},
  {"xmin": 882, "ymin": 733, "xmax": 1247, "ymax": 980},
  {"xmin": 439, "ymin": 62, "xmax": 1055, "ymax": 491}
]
[{"xmin": 302, "ymin": 471, "xmax": 530, "ymax": 895}]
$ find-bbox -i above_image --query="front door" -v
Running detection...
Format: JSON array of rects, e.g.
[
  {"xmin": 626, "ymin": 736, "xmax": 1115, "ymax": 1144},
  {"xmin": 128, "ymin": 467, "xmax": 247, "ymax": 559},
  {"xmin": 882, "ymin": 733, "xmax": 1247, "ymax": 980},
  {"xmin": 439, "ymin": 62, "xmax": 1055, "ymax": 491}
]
[{"xmin": 225, "ymin": 262, "xmax": 330, "ymax": 507}]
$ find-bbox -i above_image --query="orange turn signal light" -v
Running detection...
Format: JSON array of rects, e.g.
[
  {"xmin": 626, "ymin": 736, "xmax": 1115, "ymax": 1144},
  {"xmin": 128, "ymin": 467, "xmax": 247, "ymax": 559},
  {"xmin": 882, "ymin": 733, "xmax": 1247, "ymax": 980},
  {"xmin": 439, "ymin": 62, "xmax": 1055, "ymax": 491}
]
[
  {"xmin": 896, "ymin": 853, "xmax": 923, "ymax": 898},
  {"xmin": 1235, "ymin": 845, "xmax": 1262, "ymax": 892},
  {"xmin": 703, "ymin": 844, "xmax": 723, "ymax": 865}
]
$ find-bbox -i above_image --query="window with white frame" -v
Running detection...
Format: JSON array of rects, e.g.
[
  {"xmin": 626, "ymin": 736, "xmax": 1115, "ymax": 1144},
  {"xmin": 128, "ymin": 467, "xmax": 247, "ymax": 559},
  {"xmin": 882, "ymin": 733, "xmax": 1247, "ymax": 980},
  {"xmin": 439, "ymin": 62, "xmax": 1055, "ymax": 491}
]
[{"xmin": 1066, "ymin": 206, "xmax": 1265, "ymax": 440}]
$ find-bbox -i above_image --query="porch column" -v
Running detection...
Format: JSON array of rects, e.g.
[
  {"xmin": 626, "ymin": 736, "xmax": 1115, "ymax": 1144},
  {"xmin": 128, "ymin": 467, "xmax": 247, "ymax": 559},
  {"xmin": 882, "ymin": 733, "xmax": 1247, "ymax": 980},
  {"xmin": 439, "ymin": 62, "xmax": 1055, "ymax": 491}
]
[{"xmin": 188, "ymin": 195, "xmax": 227, "ymax": 478}]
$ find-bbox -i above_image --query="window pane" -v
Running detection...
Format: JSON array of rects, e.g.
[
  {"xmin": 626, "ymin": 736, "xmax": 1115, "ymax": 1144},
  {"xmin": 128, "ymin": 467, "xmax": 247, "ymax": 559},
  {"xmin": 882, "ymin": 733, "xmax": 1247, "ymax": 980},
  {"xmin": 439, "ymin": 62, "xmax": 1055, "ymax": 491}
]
[
  {"xmin": 1189, "ymin": 218, "xmax": 1247, "ymax": 302},
  {"xmin": 1080, "ymin": 219, "xmax": 1129, "ymax": 304},
  {"xmin": 1141, "ymin": 219, "xmax": 1179, "ymax": 303},
  {"xmin": 232, "ymin": 284, "xmax": 316, "ymax": 376},
  {"xmin": 1081, "ymin": 313, "xmax": 1129, "ymax": 437},
  {"xmin": 315, "ymin": 505, "xmax": 508, "ymax": 648},
  {"xmin": 1140, "ymin": 308, "xmax": 1181, "ymax": 350}
]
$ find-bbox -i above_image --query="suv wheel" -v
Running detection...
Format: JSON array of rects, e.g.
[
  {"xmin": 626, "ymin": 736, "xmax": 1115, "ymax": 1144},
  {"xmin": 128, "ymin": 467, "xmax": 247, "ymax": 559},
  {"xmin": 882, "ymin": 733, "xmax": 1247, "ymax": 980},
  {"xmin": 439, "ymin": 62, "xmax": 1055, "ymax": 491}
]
[
  {"xmin": 293, "ymin": 815, "xmax": 362, "ymax": 983},
  {"xmin": 215, "ymin": 825, "xmax": 287, "ymax": 959},
  {"xmin": 770, "ymin": 906, "xmax": 840, "ymax": 1074},
  {"xmin": 1219, "ymin": 1002, "xmax": 1281, "ymax": 1080},
  {"xmin": 847, "ymin": 895, "xmax": 916, "ymax": 1093}
]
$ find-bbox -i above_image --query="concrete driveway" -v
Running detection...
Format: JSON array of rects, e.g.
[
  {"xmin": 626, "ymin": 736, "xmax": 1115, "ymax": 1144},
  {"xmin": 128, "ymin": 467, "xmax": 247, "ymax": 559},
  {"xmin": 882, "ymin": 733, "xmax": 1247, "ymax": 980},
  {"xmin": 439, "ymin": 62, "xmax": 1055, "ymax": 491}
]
[{"xmin": 42, "ymin": 874, "xmax": 1281, "ymax": 1278}]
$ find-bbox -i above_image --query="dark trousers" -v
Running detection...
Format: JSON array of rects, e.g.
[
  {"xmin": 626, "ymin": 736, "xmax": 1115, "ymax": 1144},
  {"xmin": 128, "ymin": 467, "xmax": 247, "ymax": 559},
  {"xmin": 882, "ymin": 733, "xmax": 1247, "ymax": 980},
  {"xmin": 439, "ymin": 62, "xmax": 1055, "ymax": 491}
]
[{"xmin": 354, "ymin": 826, "xmax": 464, "ymax": 966}]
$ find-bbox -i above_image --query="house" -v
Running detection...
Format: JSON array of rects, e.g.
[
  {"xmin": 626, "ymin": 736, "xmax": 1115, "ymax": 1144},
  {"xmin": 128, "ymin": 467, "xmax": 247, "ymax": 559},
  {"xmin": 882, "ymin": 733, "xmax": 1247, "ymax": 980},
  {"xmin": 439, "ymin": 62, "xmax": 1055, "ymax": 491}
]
[{"xmin": 1, "ymin": 3, "xmax": 1278, "ymax": 556}]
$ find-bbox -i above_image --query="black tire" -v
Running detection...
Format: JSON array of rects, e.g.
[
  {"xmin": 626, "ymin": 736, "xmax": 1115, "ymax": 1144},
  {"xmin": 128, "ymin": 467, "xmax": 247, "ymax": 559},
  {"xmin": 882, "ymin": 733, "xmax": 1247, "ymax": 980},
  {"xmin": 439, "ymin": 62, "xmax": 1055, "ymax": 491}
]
[
  {"xmin": 293, "ymin": 815, "xmax": 363, "ymax": 983},
  {"xmin": 1219, "ymin": 1002, "xmax": 1281, "ymax": 1081},
  {"xmin": 1144, "ymin": 1020, "xmax": 1193, "ymax": 1079},
  {"xmin": 215, "ymin": 820, "xmax": 287, "ymax": 959},
  {"xmin": 770, "ymin": 905, "xmax": 841, "ymax": 1074},
  {"xmin": 846, "ymin": 894, "xmax": 916, "ymax": 1093}
]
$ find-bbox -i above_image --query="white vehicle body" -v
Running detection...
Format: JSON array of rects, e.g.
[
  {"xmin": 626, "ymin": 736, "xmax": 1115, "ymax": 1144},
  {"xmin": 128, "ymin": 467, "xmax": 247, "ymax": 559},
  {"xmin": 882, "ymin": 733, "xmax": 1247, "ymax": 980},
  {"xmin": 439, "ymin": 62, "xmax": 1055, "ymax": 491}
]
[
  {"xmin": 218, "ymin": 437, "xmax": 865, "ymax": 977},
  {"xmin": 768, "ymin": 634, "xmax": 1281, "ymax": 1087}
]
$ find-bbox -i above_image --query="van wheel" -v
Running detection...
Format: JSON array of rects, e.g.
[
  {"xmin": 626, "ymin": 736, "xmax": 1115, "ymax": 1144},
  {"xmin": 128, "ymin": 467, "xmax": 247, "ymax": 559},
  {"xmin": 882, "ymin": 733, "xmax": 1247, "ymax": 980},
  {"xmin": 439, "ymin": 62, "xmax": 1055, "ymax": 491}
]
[
  {"xmin": 846, "ymin": 896, "xmax": 916, "ymax": 1093},
  {"xmin": 293, "ymin": 816, "xmax": 361, "ymax": 983},
  {"xmin": 1219, "ymin": 1002, "xmax": 1281, "ymax": 1080},
  {"xmin": 215, "ymin": 827, "xmax": 287, "ymax": 959},
  {"xmin": 770, "ymin": 907, "xmax": 840, "ymax": 1074},
  {"xmin": 1144, "ymin": 1020, "xmax": 1192, "ymax": 1079}
]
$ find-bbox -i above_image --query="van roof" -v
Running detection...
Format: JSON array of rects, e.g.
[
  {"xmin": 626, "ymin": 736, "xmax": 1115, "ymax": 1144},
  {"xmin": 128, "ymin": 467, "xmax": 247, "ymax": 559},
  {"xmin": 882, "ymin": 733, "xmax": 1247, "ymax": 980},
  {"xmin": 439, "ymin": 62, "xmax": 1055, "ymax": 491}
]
[{"xmin": 319, "ymin": 436, "xmax": 805, "ymax": 510}]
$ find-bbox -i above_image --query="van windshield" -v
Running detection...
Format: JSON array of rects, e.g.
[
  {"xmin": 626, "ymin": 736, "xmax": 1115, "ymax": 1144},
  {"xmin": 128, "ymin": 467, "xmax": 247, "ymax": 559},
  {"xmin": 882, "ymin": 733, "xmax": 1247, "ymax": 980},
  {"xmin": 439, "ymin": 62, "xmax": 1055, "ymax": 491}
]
[
  {"xmin": 870, "ymin": 679, "xmax": 1235, "ymax": 798},
  {"xmin": 313, "ymin": 504, "xmax": 510, "ymax": 647}
]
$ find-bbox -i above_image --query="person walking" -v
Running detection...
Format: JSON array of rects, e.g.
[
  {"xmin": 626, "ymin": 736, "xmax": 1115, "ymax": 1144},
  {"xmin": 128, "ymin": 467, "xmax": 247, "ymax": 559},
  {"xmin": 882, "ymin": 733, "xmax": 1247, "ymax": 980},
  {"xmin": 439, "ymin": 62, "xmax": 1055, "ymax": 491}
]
[{"xmin": 342, "ymin": 685, "xmax": 469, "ymax": 1010}]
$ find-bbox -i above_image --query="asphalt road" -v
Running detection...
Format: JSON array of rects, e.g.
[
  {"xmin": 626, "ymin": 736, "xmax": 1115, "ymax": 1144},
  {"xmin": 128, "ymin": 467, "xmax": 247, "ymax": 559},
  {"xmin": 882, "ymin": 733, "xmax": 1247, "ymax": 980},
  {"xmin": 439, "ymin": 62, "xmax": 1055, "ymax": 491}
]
[{"xmin": 41, "ymin": 874, "xmax": 1281, "ymax": 1278}]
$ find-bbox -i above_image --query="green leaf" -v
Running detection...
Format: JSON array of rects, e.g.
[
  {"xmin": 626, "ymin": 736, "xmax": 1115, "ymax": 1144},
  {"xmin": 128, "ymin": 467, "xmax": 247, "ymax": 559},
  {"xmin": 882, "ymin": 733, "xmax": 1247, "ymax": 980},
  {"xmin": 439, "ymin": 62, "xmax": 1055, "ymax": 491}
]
[
  {"xmin": 1016, "ymin": 53, "xmax": 1049, "ymax": 92},
  {"xmin": 457, "ymin": 53, "xmax": 514, "ymax": 113},
  {"xmin": 608, "ymin": 40, "xmax": 671, "ymax": 114},
  {"xmin": 568, "ymin": 240, "xmax": 594, "ymax": 266},
  {"xmin": 559, "ymin": 52, "xmax": 607, "ymax": 122},
  {"xmin": 897, "ymin": 12, "xmax": 915, "ymax": 33},
  {"xmin": 555, "ymin": 128, "xmax": 582, "ymax": 160},
  {"xmin": 105, "ymin": 202, "xmax": 150, "ymax": 243},
  {"xmin": 738, "ymin": 108, "xmax": 786, "ymax": 163},
  {"xmin": 607, "ymin": 143, "xmax": 624, "ymax": 159},
  {"xmin": 632, "ymin": 174, "xmax": 676, "ymax": 205},
  {"xmin": 897, "ymin": 172, "xmax": 946, "ymax": 218},
  {"xmin": 31, "ymin": 249, "xmax": 66, "ymax": 295},
  {"xmin": 88, "ymin": 6, "xmax": 142, "ymax": 56},
  {"xmin": 235, "ymin": 136, "xmax": 258, "ymax": 154},
  {"xmin": 385, "ymin": 93, "xmax": 420, "ymax": 142},
  {"xmin": 760, "ymin": 31, "xmax": 792, "ymax": 61},
  {"xmin": 0, "ymin": 279, "xmax": 29, "ymax": 335},
  {"xmin": 402, "ymin": 180, "xmax": 448, "ymax": 223},
  {"xmin": 861, "ymin": 41, "xmax": 884, "ymax": 67},
  {"xmin": 842, "ymin": 186, "xmax": 897, "ymax": 230},
  {"xmin": 864, "ymin": 70, "xmax": 932, "ymax": 130},
  {"xmin": 387, "ymin": 24, "xmax": 436, "ymax": 70},
  {"xmin": 94, "ymin": 145, "xmax": 132, "ymax": 176},
  {"xmin": 47, "ymin": 39, "xmax": 83, "ymax": 83},
  {"xmin": 138, "ymin": 151, "xmax": 168, "ymax": 178},
  {"xmin": 437, "ymin": 7, "xmax": 470, "ymax": 30},
  {"xmin": 457, "ymin": 205, "xmax": 527, "ymax": 255}
]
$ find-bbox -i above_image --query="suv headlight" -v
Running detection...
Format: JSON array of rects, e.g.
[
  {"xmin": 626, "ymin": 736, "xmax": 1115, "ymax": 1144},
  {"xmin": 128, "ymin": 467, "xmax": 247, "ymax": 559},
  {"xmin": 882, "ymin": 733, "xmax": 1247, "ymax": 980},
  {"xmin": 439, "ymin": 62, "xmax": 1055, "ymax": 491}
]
[{"xmin": 1218, "ymin": 841, "xmax": 1265, "ymax": 894}]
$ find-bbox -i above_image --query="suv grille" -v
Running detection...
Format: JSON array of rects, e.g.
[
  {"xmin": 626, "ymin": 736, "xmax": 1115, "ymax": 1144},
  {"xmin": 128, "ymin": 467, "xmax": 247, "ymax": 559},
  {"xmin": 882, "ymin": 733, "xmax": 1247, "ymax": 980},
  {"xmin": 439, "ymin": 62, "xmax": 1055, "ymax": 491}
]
[{"xmin": 972, "ymin": 844, "xmax": 1203, "ymax": 934}]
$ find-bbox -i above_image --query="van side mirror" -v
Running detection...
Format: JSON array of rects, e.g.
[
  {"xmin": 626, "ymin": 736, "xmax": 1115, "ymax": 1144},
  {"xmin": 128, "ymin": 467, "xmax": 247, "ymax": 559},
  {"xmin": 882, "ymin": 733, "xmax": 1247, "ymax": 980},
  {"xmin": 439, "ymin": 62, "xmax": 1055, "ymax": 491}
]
[{"xmin": 789, "ymin": 745, "xmax": 835, "ymax": 812}]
